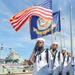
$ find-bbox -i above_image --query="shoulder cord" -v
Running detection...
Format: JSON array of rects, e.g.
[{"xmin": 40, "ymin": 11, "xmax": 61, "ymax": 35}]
[
  {"xmin": 53, "ymin": 50, "xmax": 58, "ymax": 64},
  {"xmin": 34, "ymin": 48, "xmax": 45, "ymax": 63},
  {"xmin": 62, "ymin": 54, "xmax": 66, "ymax": 66}
]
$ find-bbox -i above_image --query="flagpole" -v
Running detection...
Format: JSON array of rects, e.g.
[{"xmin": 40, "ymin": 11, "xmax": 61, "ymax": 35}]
[
  {"xmin": 58, "ymin": 10, "xmax": 63, "ymax": 51},
  {"xmin": 61, "ymin": 17, "xmax": 66, "ymax": 49},
  {"xmin": 51, "ymin": 29, "xmax": 53, "ymax": 44},
  {"xmin": 51, "ymin": 0, "xmax": 53, "ymax": 45},
  {"xmin": 58, "ymin": 0, "xmax": 62, "ymax": 51},
  {"xmin": 60, "ymin": 31, "xmax": 62, "ymax": 51},
  {"xmin": 70, "ymin": 3, "xmax": 73, "ymax": 57}
]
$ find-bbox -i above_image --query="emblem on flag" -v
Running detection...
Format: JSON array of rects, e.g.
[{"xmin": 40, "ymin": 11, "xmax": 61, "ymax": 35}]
[{"xmin": 37, "ymin": 18, "xmax": 52, "ymax": 30}]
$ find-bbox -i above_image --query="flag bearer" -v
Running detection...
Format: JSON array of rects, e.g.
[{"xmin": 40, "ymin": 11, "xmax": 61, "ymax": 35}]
[{"xmin": 33, "ymin": 38, "xmax": 53, "ymax": 75}]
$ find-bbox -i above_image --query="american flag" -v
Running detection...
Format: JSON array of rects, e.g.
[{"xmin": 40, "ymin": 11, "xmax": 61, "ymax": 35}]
[{"xmin": 9, "ymin": 0, "xmax": 52, "ymax": 31}]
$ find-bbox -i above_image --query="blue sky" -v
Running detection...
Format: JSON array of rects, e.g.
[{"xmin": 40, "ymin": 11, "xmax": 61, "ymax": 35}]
[{"xmin": 0, "ymin": 0, "xmax": 75, "ymax": 59}]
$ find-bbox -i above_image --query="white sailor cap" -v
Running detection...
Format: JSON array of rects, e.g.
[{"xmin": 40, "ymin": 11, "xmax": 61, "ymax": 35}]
[
  {"xmin": 62, "ymin": 48, "xmax": 66, "ymax": 50},
  {"xmin": 37, "ymin": 38, "xmax": 45, "ymax": 42},
  {"xmin": 53, "ymin": 42, "xmax": 58, "ymax": 45}
]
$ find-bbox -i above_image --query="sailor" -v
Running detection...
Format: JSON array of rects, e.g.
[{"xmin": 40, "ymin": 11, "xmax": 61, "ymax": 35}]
[
  {"xmin": 67, "ymin": 51, "xmax": 74, "ymax": 75},
  {"xmin": 50, "ymin": 42, "xmax": 59, "ymax": 75},
  {"xmin": 57, "ymin": 49, "xmax": 63, "ymax": 75},
  {"xmin": 67, "ymin": 51, "xmax": 71, "ymax": 75},
  {"xmin": 32, "ymin": 38, "xmax": 53, "ymax": 75},
  {"xmin": 50, "ymin": 44, "xmax": 53, "ymax": 49},
  {"xmin": 71, "ymin": 56, "xmax": 75, "ymax": 75},
  {"xmin": 61, "ymin": 48, "xmax": 68, "ymax": 75}
]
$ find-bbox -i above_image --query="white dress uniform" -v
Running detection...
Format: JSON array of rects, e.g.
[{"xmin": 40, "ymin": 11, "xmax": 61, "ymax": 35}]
[
  {"xmin": 33, "ymin": 49, "xmax": 53, "ymax": 75},
  {"xmin": 58, "ymin": 52, "xmax": 64, "ymax": 74},
  {"xmin": 67, "ymin": 56, "xmax": 74, "ymax": 75},
  {"xmin": 50, "ymin": 50, "xmax": 60, "ymax": 75},
  {"xmin": 62, "ymin": 54, "xmax": 68, "ymax": 75}
]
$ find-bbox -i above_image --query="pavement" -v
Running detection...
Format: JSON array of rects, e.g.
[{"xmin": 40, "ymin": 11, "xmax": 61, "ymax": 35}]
[
  {"xmin": 0, "ymin": 73, "xmax": 32, "ymax": 75},
  {"xmin": 12, "ymin": 74, "xmax": 32, "ymax": 75}
]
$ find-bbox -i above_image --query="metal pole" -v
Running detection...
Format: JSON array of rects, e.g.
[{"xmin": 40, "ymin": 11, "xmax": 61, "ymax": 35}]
[
  {"xmin": 51, "ymin": 32, "xmax": 53, "ymax": 44},
  {"xmin": 61, "ymin": 17, "xmax": 66, "ymax": 48},
  {"xmin": 63, "ymin": 19, "xmax": 65, "ymax": 48},
  {"xmin": 51, "ymin": 20, "xmax": 53, "ymax": 44},
  {"xmin": 60, "ymin": 31, "xmax": 62, "ymax": 51},
  {"xmin": 70, "ymin": 4, "xmax": 73, "ymax": 57},
  {"xmin": 60, "ymin": 11, "xmax": 62, "ymax": 51},
  {"xmin": 60, "ymin": 17, "xmax": 63, "ymax": 51}
]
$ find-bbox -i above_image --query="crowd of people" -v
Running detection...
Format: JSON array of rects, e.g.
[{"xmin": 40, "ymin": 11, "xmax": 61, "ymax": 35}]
[{"xmin": 30, "ymin": 38, "xmax": 75, "ymax": 75}]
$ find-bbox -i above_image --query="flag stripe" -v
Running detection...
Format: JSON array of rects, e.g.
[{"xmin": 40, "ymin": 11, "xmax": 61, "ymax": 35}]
[
  {"xmin": 12, "ymin": 10, "xmax": 52, "ymax": 29},
  {"xmin": 15, "ymin": 17, "xmax": 29, "ymax": 31},
  {"xmin": 15, "ymin": 6, "xmax": 52, "ymax": 18},
  {"xmin": 10, "ymin": 6, "xmax": 52, "ymax": 22},
  {"xmin": 11, "ymin": 9, "xmax": 52, "ymax": 24},
  {"xmin": 9, "ymin": 0, "xmax": 52, "ymax": 31},
  {"xmin": 13, "ymin": 12, "xmax": 52, "ymax": 31},
  {"xmin": 10, "ymin": 6, "xmax": 52, "ymax": 21},
  {"xmin": 10, "ymin": 6, "xmax": 52, "ymax": 31},
  {"xmin": 10, "ymin": 9, "xmax": 52, "ymax": 25}
]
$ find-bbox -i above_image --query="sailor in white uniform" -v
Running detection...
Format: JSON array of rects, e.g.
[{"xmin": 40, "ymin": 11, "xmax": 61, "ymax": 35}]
[
  {"xmin": 50, "ymin": 42, "xmax": 60, "ymax": 75},
  {"xmin": 61, "ymin": 48, "xmax": 68, "ymax": 75},
  {"xmin": 57, "ymin": 49, "xmax": 64, "ymax": 75},
  {"xmin": 71, "ymin": 56, "xmax": 75, "ymax": 75},
  {"xmin": 67, "ymin": 51, "xmax": 74, "ymax": 75},
  {"xmin": 33, "ymin": 38, "xmax": 53, "ymax": 75}
]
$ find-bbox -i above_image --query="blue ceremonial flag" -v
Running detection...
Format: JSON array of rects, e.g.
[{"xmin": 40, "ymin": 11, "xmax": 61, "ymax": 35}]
[
  {"xmin": 30, "ymin": 11, "xmax": 61, "ymax": 39},
  {"xmin": 52, "ymin": 11, "xmax": 61, "ymax": 33}
]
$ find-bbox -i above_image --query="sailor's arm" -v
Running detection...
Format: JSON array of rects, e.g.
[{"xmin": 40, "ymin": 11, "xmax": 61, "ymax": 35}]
[
  {"xmin": 29, "ymin": 49, "xmax": 35, "ymax": 64},
  {"xmin": 29, "ymin": 42, "xmax": 38, "ymax": 64}
]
